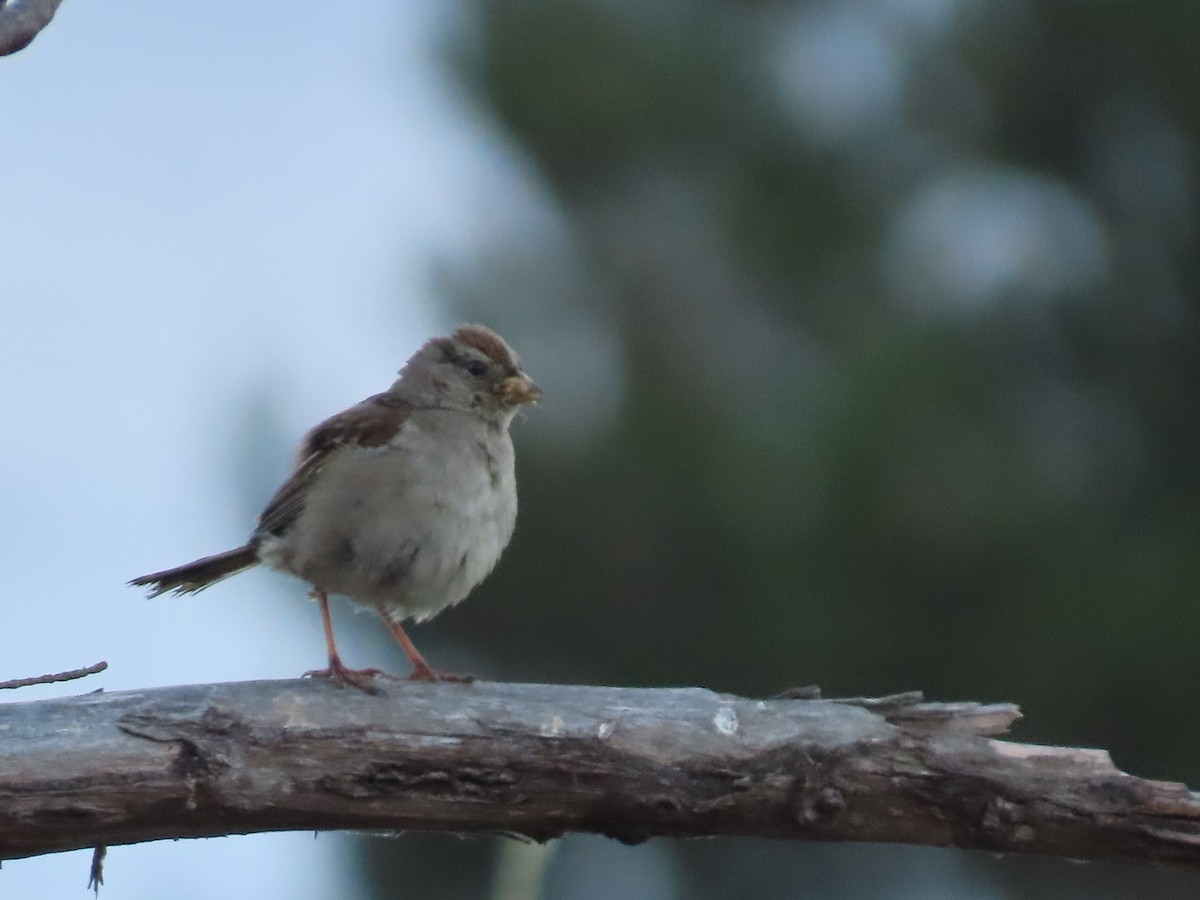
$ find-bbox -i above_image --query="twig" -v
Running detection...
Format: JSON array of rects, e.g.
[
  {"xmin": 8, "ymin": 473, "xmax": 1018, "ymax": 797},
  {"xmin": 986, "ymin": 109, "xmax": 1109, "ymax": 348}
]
[
  {"xmin": 0, "ymin": 0, "xmax": 66, "ymax": 56},
  {"xmin": 87, "ymin": 845, "xmax": 106, "ymax": 895},
  {"xmin": 0, "ymin": 660, "xmax": 107, "ymax": 690}
]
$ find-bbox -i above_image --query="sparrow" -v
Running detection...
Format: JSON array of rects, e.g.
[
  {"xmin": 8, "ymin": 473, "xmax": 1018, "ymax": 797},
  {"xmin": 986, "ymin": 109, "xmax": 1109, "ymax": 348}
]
[{"xmin": 130, "ymin": 324, "xmax": 540, "ymax": 691}]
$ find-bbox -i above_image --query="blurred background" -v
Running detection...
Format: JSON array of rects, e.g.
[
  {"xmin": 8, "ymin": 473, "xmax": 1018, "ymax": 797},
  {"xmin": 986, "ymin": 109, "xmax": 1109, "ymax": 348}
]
[{"xmin": 3, "ymin": 0, "xmax": 1199, "ymax": 897}]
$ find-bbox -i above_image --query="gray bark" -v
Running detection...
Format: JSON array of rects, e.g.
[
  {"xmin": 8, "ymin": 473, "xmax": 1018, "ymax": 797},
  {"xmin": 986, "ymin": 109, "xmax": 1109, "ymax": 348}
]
[
  {"xmin": 0, "ymin": 0, "xmax": 66, "ymax": 56},
  {"xmin": 1, "ymin": 679, "xmax": 1198, "ymax": 866}
]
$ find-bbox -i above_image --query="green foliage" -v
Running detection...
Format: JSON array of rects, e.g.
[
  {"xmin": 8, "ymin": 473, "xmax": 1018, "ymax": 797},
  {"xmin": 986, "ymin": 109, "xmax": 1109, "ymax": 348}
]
[{"xmin": 375, "ymin": 1, "xmax": 1200, "ymax": 896}]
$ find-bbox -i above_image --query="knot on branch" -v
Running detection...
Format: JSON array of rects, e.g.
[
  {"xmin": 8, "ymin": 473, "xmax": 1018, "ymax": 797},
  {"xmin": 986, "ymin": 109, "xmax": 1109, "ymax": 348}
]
[
  {"xmin": 980, "ymin": 797, "xmax": 1037, "ymax": 846},
  {"xmin": 796, "ymin": 786, "xmax": 847, "ymax": 825}
]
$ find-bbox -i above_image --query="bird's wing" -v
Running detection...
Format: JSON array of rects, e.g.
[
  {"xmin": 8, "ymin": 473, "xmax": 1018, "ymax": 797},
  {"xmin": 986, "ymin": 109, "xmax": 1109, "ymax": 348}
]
[{"xmin": 253, "ymin": 392, "xmax": 412, "ymax": 540}]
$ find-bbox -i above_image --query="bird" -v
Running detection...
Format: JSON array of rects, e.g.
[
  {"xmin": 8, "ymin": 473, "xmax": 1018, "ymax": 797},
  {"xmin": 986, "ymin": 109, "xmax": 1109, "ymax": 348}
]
[{"xmin": 130, "ymin": 324, "xmax": 540, "ymax": 691}]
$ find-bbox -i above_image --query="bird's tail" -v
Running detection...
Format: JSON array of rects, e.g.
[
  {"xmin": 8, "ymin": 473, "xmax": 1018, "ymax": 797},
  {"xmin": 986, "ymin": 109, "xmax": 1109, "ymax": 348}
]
[{"xmin": 129, "ymin": 544, "xmax": 259, "ymax": 597}]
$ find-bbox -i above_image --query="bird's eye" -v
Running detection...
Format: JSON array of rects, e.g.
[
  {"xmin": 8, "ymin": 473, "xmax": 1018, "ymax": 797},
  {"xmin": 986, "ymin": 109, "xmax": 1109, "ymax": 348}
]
[{"xmin": 464, "ymin": 360, "xmax": 488, "ymax": 378}]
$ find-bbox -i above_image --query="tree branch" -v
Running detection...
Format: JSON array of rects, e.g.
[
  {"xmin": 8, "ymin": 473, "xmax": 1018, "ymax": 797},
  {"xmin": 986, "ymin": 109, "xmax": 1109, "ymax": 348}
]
[
  {"xmin": 2, "ymin": 679, "xmax": 1197, "ymax": 866},
  {"xmin": 0, "ymin": 0, "xmax": 66, "ymax": 56}
]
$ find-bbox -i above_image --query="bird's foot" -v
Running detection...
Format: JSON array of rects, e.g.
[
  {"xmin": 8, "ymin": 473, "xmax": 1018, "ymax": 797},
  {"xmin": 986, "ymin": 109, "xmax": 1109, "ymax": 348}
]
[
  {"xmin": 407, "ymin": 662, "xmax": 476, "ymax": 684},
  {"xmin": 304, "ymin": 657, "xmax": 390, "ymax": 694}
]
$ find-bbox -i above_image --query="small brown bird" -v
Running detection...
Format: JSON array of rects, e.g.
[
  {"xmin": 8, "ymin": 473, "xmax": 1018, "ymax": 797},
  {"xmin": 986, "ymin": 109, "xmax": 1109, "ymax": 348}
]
[{"xmin": 130, "ymin": 325, "xmax": 540, "ymax": 691}]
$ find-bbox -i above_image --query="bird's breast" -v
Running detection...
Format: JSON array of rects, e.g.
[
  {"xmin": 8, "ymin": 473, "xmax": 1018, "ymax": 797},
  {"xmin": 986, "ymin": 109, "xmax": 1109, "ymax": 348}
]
[{"xmin": 273, "ymin": 415, "xmax": 518, "ymax": 620}]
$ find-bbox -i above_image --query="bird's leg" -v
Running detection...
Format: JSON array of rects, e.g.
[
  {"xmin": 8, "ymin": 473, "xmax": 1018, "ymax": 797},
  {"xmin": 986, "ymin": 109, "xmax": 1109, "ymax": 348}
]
[
  {"xmin": 303, "ymin": 589, "xmax": 386, "ymax": 693},
  {"xmin": 382, "ymin": 616, "xmax": 475, "ymax": 683}
]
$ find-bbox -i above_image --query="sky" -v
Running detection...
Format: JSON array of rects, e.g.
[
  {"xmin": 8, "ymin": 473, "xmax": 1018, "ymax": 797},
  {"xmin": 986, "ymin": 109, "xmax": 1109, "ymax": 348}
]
[
  {"xmin": 4, "ymin": 2, "xmax": 1182, "ymax": 899},
  {"xmin": 0, "ymin": 1, "xmax": 521, "ymax": 896}
]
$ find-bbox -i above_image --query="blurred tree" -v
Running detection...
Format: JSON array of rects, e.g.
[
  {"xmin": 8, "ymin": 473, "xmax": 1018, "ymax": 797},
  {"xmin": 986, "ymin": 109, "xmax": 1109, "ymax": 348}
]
[{"xmin": 364, "ymin": 1, "xmax": 1200, "ymax": 897}]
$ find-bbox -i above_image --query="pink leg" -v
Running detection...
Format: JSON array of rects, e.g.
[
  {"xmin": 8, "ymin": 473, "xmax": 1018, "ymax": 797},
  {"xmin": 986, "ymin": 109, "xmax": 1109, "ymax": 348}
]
[
  {"xmin": 303, "ymin": 589, "xmax": 387, "ymax": 693},
  {"xmin": 382, "ymin": 616, "xmax": 475, "ymax": 683}
]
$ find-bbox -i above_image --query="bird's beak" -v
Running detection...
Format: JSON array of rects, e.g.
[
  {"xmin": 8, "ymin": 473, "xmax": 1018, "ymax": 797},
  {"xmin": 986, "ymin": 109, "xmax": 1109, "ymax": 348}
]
[{"xmin": 496, "ymin": 373, "xmax": 542, "ymax": 405}]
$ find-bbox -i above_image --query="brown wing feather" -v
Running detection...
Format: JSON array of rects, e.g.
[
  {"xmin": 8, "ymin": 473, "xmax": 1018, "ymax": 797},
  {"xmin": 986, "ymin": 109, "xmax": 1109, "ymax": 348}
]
[{"xmin": 253, "ymin": 392, "xmax": 412, "ymax": 540}]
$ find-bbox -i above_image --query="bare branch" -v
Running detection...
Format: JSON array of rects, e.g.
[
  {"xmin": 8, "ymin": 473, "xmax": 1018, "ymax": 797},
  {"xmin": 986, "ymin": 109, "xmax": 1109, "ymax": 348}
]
[
  {"xmin": 0, "ymin": 660, "xmax": 107, "ymax": 690},
  {"xmin": 1, "ymin": 679, "xmax": 1197, "ymax": 867},
  {"xmin": 0, "ymin": 0, "xmax": 66, "ymax": 56}
]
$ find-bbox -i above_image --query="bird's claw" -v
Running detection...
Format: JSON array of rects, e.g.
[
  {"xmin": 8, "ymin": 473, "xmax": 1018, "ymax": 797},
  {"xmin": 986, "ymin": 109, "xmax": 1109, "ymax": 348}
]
[
  {"xmin": 303, "ymin": 658, "xmax": 389, "ymax": 694},
  {"xmin": 407, "ymin": 664, "xmax": 476, "ymax": 684}
]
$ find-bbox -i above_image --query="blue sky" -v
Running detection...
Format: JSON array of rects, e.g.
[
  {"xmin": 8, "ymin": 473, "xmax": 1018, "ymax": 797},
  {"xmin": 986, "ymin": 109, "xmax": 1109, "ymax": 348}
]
[{"xmin": 0, "ymin": 2, "xmax": 522, "ymax": 896}]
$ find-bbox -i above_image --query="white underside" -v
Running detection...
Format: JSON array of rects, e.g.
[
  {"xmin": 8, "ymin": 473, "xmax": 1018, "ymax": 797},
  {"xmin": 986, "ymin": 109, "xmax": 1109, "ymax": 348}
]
[{"xmin": 259, "ymin": 410, "xmax": 517, "ymax": 622}]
